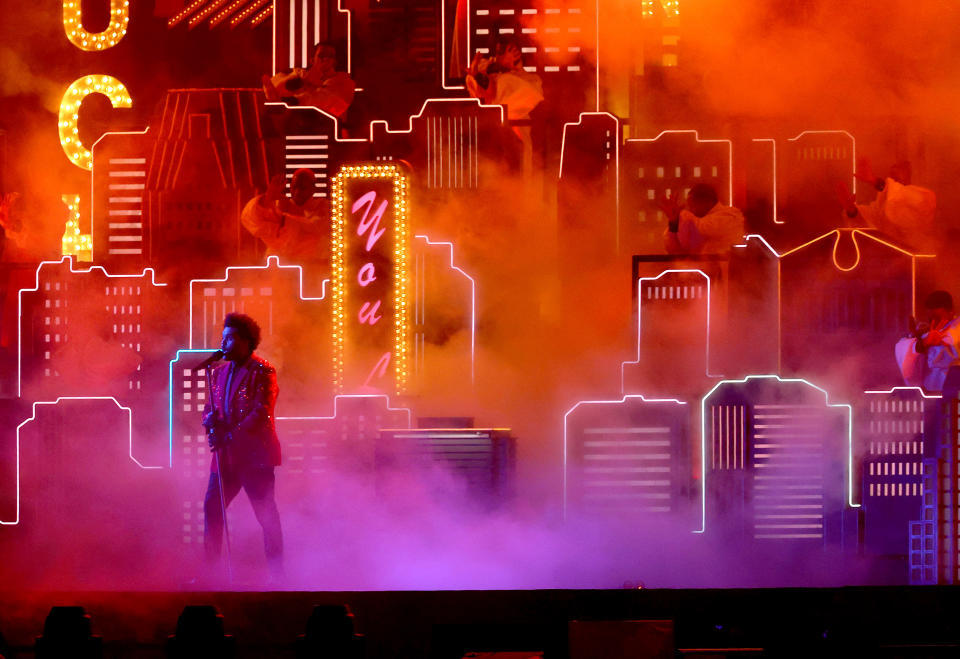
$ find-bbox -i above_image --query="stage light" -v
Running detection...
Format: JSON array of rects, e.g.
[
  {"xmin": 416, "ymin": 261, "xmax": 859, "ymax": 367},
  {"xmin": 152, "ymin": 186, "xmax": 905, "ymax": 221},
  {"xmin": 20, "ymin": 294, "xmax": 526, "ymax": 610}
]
[
  {"xmin": 167, "ymin": 0, "xmax": 206, "ymax": 27},
  {"xmin": 59, "ymin": 75, "xmax": 132, "ymax": 171},
  {"xmin": 35, "ymin": 606, "xmax": 102, "ymax": 658},
  {"xmin": 209, "ymin": 0, "xmax": 246, "ymax": 27},
  {"xmin": 188, "ymin": 0, "xmax": 229, "ymax": 28},
  {"xmin": 229, "ymin": 0, "xmax": 270, "ymax": 27},
  {"xmin": 167, "ymin": 605, "xmax": 234, "ymax": 656},
  {"xmin": 250, "ymin": 4, "xmax": 273, "ymax": 27},
  {"xmin": 63, "ymin": 0, "xmax": 129, "ymax": 51},
  {"xmin": 60, "ymin": 194, "xmax": 92, "ymax": 261},
  {"xmin": 296, "ymin": 604, "xmax": 364, "ymax": 658},
  {"xmin": 642, "ymin": 0, "xmax": 680, "ymax": 18}
]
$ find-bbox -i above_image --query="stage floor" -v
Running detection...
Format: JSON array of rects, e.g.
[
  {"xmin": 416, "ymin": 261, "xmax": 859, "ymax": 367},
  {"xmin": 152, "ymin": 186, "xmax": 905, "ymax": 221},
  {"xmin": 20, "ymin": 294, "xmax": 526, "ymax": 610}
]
[{"xmin": 2, "ymin": 586, "xmax": 960, "ymax": 657}]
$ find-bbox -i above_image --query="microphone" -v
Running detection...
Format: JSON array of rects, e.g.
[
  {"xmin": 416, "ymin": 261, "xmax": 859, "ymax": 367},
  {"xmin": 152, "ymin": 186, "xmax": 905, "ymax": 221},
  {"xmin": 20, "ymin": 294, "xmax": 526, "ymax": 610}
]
[{"xmin": 192, "ymin": 350, "xmax": 224, "ymax": 373}]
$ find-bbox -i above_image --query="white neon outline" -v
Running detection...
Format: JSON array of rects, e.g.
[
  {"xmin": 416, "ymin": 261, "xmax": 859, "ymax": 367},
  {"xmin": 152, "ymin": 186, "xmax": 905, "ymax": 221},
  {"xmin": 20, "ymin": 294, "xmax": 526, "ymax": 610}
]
[
  {"xmin": 264, "ymin": 100, "xmax": 363, "ymax": 144},
  {"xmin": 265, "ymin": 96, "xmax": 506, "ymax": 150},
  {"xmin": 302, "ymin": 0, "xmax": 308, "ymax": 67},
  {"xmin": 167, "ymin": 349, "xmax": 214, "ymax": 468},
  {"xmin": 187, "ymin": 254, "xmax": 329, "ymax": 348},
  {"xmin": 337, "ymin": 1, "xmax": 352, "ymax": 75},
  {"xmin": 697, "ymin": 374, "xmax": 858, "ymax": 536},
  {"xmin": 620, "ymin": 269, "xmax": 719, "ymax": 394},
  {"xmin": 289, "ymin": 0, "xmax": 295, "ymax": 68},
  {"xmin": 466, "ymin": 0, "xmax": 473, "ymax": 73},
  {"xmin": 863, "ymin": 386, "xmax": 942, "ymax": 399},
  {"xmin": 367, "ymin": 97, "xmax": 505, "ymax": 141},
  {"xmin": 170, "ymin": 352, "xmax": 397, "ymax": 469},
  {"xmin": 267, "ymin": 97, "xmax": 505, "ymax": 146},
  {"xmin": 440, "ymin": 0, "xmax": 466, "ymax": 89},
  {"xmin": 2, "ymin": 396, "xmax": 162, "ymax": 526},
  {"xmin": 558, "ymin": 112, "xmax": 620, "ymax": 250},
  {"xmin": 562, "ymin": 394, "xmax": 687, "ymax": 519},
  {"xmin": 734, "ymin": 233, "xmax": 779, "ymax": 257},
  {"xmin": 736, "ymin": 231, "xmax": 935, "ymax": 369},
  {"xmin": 624, "ymin": 130, "xmax": 734, "ymax": 207},
  {"xmin": 274, "ymin": 0, "xmax": 352, "ymax": 76},
  {"xmin": 750, "ymin": 138, "xmax": 780, "ymax": 224},
  {"xmin": 276, "ymin": 393, "xmax": 412, "ymax": 426},
  {"xmin": 751, "ymin": 131, "xmax": 856, "ymax": 227},
  {"xmin": 594, "ymin": 0, "xmax": 600, "ymax": 112},
  {"xmin": 787, "ymin": 130, "xmax": 857, "ymax": 197},
  {"xmin": 413, "ymin": 235, "xmax": 476, "ymax": 383},
  {"xmin": 465, "ymin": 0, "xmax": 598, "ymax": 96},
  {"xmin": 17, "ymin": 257, "xmax": 167, "ymax": 398},
  {"xmin": 90, "ymin": 127, "xmax": 152, "ymax": 259}
]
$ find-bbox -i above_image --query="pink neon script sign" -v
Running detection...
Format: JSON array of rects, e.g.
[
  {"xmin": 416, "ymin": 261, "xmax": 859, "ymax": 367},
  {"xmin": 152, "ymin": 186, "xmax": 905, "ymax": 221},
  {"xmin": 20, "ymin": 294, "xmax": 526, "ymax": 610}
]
[{"xmin": 332, "ymin": 166, "xmax": 409, "ymax": 394}]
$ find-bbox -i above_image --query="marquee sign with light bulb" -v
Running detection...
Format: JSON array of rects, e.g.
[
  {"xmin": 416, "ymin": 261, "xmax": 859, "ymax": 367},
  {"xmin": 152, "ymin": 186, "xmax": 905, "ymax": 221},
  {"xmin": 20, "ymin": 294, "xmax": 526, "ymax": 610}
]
[
  {"xmin": 57, "ymin": 0, "xmax": 133, "ymax": 257},
  {"xmin": 331, "ymin": 164, "xmax": 410, "ymax": 395}
]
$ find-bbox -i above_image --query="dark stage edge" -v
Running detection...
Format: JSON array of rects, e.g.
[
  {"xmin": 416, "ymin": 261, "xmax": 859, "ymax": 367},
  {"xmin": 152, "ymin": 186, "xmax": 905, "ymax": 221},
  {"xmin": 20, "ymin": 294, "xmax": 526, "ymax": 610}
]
[{"xmin": 2, "ymin": 587, "xmax": 960, "ymax": 657}]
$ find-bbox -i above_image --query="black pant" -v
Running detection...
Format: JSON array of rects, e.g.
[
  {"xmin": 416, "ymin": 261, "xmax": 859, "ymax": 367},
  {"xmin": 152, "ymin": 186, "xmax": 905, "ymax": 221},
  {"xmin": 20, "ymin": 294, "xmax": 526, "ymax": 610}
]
[{"xmin": 203, "ymin": 466, "xmax": 283, "ymax": 572}]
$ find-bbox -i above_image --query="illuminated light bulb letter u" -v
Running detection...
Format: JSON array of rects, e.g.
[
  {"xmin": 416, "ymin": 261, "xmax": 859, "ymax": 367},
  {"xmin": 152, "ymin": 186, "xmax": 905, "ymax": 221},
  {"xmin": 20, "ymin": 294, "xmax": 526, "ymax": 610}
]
[{"xmin": 63, "ymin": 0, "xmax": 130, "ymax": 51}]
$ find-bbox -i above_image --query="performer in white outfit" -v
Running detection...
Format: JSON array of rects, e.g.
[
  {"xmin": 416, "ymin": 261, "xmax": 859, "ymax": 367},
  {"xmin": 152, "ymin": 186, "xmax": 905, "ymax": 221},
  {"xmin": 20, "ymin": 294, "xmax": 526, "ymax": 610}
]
[
  {"xmin": 896, "ymin": 290, "xmax": 960, "ymax": 393},
  {"xmin": 466, "ymin": 34, "xmax": 543, "ymax": 175},
  {"xmin": 262, "ymin": 43, "xmax": 355, "ymax": 120},
  {"xmin": 838, "ymin": 158, "xmax": 936, "ymax": 251},
  {"xmin": 661, "ymin": 183, "xmax": 745, "ymax": 254}
]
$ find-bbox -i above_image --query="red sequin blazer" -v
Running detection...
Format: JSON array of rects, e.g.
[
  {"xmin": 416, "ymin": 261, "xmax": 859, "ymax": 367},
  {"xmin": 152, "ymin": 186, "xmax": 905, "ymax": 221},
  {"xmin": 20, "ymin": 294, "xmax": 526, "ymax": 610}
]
[{"xmin": 204, "ymin": 354, "xmax": 281, "ymax": 471}]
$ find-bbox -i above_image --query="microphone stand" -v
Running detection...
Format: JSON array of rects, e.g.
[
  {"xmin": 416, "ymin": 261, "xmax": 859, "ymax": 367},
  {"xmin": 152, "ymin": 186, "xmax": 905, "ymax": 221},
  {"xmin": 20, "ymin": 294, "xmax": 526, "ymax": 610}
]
[{"xmin": 205, "ymin": 364, "xmax": 233, "ymax": 585}]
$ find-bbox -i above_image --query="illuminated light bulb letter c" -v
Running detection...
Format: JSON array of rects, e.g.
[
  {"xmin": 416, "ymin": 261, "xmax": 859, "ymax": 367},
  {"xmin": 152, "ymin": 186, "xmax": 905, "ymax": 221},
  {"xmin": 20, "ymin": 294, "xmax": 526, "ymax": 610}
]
[{"xmin": 59, "ymin": 75, "xmax": 133, "ymax": 171}]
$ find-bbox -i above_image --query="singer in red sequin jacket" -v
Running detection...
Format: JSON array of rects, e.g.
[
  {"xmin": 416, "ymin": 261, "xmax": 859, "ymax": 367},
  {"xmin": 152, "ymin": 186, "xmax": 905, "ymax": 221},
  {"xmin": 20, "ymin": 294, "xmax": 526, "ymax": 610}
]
[{"xmin": 203, "ymin": 354, "xmax": 281, "ymax": 472}]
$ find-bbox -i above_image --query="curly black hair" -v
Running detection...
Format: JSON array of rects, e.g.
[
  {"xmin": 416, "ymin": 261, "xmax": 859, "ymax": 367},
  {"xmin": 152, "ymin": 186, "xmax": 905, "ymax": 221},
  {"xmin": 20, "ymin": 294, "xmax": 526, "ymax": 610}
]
[{"xmin": 224, "ymin": 312, "xmax": 262, "ymax": 351}]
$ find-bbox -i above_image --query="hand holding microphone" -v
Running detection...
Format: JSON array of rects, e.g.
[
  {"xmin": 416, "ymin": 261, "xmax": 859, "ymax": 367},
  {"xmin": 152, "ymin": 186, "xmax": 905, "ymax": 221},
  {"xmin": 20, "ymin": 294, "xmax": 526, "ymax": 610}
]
[{"xmin": 192, "ymin": 349, "xmax": 224, "ymax": 373}]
